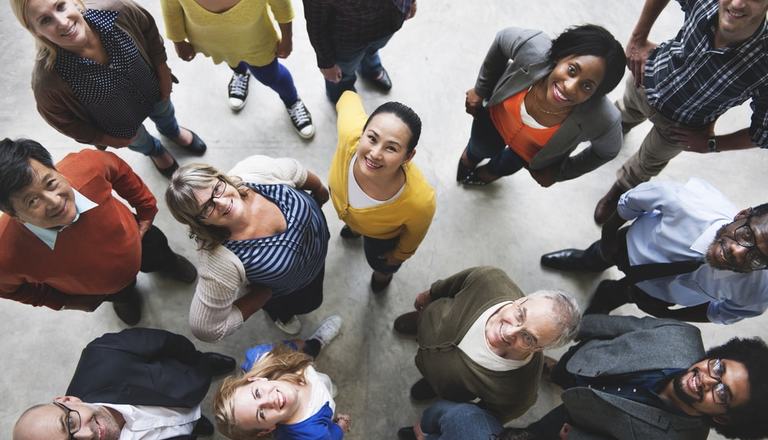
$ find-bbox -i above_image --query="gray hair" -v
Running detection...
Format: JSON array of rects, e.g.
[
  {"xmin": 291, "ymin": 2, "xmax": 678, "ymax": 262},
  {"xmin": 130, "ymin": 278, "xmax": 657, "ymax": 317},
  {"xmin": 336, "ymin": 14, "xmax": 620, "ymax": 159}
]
[{"xmin": 526, "ymin": 289, "xmax": 581, "ymax": 349}]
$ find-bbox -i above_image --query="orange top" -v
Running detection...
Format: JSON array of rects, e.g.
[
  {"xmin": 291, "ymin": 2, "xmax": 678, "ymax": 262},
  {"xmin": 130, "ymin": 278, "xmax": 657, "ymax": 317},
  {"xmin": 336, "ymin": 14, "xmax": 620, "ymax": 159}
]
[{"xmin": 489, "ymin": 89, "xmax": 560, "ymax": 163}]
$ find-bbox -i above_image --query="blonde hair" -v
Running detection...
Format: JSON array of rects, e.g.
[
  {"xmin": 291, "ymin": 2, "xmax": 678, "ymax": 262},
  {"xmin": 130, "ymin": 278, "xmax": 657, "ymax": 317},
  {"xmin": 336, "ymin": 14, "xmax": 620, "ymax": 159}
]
[
  {"xmin": 10, "ymin": 0, "xmax": 87, "ymax": 70},
  {"xmin": 214, "ymin": 345, "xmax": 313, "ymax": 440},
  {"xmin": 165, "ymin": 163, "xmax": 250, "ymax": 250}
]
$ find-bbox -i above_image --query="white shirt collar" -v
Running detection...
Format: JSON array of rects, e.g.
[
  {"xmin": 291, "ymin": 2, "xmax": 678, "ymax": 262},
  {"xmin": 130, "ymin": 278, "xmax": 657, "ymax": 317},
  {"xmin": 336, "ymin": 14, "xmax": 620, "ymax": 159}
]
[{"xmin": 23, "ymin": 189, "xmax": 98, "ymax": 250}]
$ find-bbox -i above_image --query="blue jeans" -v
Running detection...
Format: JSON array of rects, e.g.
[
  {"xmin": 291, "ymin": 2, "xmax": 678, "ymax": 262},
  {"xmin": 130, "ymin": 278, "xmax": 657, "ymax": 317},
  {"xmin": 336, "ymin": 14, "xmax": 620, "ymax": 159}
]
[
  {"xmin": 421, "ymin": 401, "xmax": 503, "ymax": 440},
  {"xmin": 464, "ymin": 106, "xmax": 526, "ymax": 177},
  {"xmin": 128, "ymin": 99, "xmax": 180, "ymax": 157},
  {"xmin": 232, "ymin": 59, "xmax": 298, "ymax": 107},
  {"xmin": 326, "ymin": 34, "xmax": 393, "ymax": 103}
]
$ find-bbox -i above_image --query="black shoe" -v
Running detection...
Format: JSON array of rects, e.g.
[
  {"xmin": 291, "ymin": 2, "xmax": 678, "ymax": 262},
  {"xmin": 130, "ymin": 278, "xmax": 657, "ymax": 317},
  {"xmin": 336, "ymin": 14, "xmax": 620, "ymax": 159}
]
[
  {"xmin": 397, "ymin": 426, "xmax": 417, "ymax": 440},
  {"xmin": 201, "ymin": 352, "xmax": 236, "ymax": 377},
  {"xmin": 540, "ymin": 249, "xmax": 604, "ymax": 272},
  {"xmin": 456, "ymin": 158, "xmax": 473, "ymax": 182},
  {"xmin": 340, "ymin": 225, "xmax": 361, "ymax": 239},
  {"xmin": 410, "ymin": 378, "xmax": 437, "ymax": 401},
  {"xmin": 164, "ymin": 254, "xmax": 198, "ymax": 284},
  {"xmin": 178, "ymin": 129, "xmax": 207, "ymax": 155},
  {"xmin": 153, "ymin": 156, "xmax": 179, "ymax": 179},
  {"xmin": 192, "ymin": 415, "xmax": 214, "ymax": 437},
  {"xmin": 394, "ymin": 311, "xmax": 418, "ymax": 336},
  {"xmin": 364, "ymin": 67, "xmax": 392, "ymax": 92},
  {"xmin": 228, "ymin": 71, "xmax": 250, "ymax": 111},
  {"xmin": 370, "ymin": 272, "xmax": 393, "ymax": 293},
  {"xmin": 498, "ymin": 427, "xmax": 537, "ymax": 440},
  {"xmin": 112, "ymin": 288, "xmax": 142, "ymax": 326}
]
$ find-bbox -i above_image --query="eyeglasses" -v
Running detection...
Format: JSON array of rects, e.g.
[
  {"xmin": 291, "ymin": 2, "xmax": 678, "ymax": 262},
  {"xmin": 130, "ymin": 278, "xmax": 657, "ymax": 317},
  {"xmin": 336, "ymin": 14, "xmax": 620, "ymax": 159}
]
[
  {"xmin": 707, "ymin": 358, "xmax": 732, "ymax": 407},
  {"xmin": 52, "ymin": 401, "xmax": 81, "ymax": 440},
  {"xmin": 727, "ymin": 209, "xmax": 768, "ymax": 271},
  {"xmin": 508, "ymin": 298, "xmax": 542, "ymax": 350},
  {"xmin": 197, "ymin": 177, "xmax": 227, "ymax": 220}
]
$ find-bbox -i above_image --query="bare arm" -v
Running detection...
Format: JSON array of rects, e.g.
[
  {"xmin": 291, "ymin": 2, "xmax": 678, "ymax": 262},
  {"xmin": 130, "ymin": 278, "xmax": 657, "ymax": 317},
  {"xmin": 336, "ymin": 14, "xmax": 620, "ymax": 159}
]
[
  {"xmin": 627, "ymin": 0, "xmax": 670, "ymax": 84},
  {"xmin": 300, "ymin": 171, "xmax": 330, "ymax": 206},
  {"xmin": 233, "ymin": 285, "xmax": 273, "ymax": 321}
]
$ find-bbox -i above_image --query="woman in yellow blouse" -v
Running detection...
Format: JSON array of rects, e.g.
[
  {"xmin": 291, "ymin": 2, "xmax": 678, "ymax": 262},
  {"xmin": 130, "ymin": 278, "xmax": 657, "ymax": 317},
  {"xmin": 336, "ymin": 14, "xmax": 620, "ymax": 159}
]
[
  {"xmin": 160, "ymin": 0, "xmax": 314, "ymax": 138},
  {"xmin": 328, "ymin": 91, "xmax": 436, "ymax": 292}
]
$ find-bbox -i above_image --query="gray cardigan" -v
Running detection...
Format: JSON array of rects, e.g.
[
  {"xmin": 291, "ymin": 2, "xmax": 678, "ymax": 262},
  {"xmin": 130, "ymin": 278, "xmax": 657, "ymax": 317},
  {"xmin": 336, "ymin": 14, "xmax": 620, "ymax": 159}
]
[{"xmin": 474, "ymin": 27, "xmax": 623, "ymax": 181}]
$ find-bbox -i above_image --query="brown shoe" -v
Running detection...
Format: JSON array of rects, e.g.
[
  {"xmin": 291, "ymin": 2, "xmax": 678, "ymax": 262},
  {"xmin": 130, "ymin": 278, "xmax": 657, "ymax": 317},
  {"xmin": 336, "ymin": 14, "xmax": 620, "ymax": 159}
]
[
  {"xmin": 593, "ymin": 182, "xmax": 626, "ymax": 225},
  {"xmin": 394, "ymin": 311, "xmax": 418, "ymax": 336}
]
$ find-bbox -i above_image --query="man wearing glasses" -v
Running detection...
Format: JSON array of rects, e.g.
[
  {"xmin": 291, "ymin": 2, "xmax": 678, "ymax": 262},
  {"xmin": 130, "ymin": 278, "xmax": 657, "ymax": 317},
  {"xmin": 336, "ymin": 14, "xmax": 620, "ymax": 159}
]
[
  {"xmin": 541, "ymin": 178, "xmax": 768, "ymax": 324},
  {"xmin": 12, "ymin": 328, "xmax": 235, "ymax": 440},
  {"xmin": 500, "ymin": 315, "xmax": 768, "ymax": 440},
  {"xmin": 0, "ymin": 138, "xmax": 197, "ymax": 325},
  {"xmin": 392, "ymin": 266, "xmax": 581, "ymax": 430}
]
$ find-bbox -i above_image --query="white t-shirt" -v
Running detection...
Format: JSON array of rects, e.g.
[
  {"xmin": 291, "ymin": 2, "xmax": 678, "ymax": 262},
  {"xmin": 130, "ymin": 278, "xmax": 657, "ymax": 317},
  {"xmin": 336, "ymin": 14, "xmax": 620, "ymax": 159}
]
[
  {"xmin": 97, "ymin": 403, "xmax": 200, "ymax": 440},
  {"xmin": 297, "ymin": 365, "xmax": 336, "ymax": 422},
  {"xmin": 347, "ymin": 157, "xmax": 404, "ymax": 208},
  {"xmin": 457, "ymin": 301, "xmax": 533, "ymax": 371}
]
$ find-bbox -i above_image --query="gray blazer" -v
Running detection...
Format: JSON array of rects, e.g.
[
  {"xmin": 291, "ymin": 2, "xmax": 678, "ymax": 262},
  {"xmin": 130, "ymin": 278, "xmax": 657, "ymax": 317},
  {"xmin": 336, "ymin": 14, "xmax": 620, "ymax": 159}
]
[
  {"xmin": 561, "ymin": 315, "xmax": 710, "ymax": 440},
  {"xmin": 474, "ymin": 27, "xmax": 623, "ymax": 181}
]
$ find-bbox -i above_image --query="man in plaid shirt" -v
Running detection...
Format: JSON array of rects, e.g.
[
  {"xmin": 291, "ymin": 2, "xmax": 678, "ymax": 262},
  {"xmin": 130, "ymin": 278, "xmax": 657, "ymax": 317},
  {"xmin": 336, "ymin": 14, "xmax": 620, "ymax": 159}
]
[{"xmin": 594, "ymin": 0, "xmax": 768, "ymax": 225}]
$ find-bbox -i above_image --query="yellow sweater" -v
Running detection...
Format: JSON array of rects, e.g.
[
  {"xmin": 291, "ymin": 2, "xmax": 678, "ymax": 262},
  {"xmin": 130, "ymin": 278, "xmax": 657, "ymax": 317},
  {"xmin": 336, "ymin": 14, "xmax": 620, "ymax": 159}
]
[
  {"xmin": 328, "ymin": 92, "xmax": 436, "ymax": 262},
  {"xmin": 160, "ymin": 0, "xmax": 293, "ymax": 67}
]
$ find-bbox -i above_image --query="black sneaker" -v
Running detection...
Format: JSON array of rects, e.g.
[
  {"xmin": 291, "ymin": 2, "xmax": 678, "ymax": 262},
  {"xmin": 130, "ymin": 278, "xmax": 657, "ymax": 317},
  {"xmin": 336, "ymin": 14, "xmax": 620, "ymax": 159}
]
[
  {"xmin": 286, "ymin": 99, "xmax": 315, "ymax": 139},
  {"xmin": 410, "ymin": 377, "xmax": 437, "ymax": 401},
  {"xmin": 112, "ymin": 288, "xmax": 142, "ymax": 326},
  {"xmin": 228, "ymin": 72, "xmax": 250, "ymax": 111}
]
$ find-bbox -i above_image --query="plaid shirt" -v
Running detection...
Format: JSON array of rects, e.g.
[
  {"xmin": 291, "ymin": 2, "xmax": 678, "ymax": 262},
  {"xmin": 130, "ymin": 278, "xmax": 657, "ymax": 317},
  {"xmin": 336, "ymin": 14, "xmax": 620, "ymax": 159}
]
[
  {"xmin": 643, "ymin": 0, "xmax": 768, "ymax": 147},
  {"xmin": 303, "ymin": 0, "xmax": 406, "ymax": 68}
]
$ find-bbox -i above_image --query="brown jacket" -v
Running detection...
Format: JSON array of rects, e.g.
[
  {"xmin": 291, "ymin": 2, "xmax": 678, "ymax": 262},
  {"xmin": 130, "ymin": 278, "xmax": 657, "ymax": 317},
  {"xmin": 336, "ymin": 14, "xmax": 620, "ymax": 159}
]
[
  {"xmin": 31, "ymin": 0, "xmax": 167, "ymax": 144},
  {"xmin": 416, "ymin": 266, "xmax": 543, "ymax": 422}
]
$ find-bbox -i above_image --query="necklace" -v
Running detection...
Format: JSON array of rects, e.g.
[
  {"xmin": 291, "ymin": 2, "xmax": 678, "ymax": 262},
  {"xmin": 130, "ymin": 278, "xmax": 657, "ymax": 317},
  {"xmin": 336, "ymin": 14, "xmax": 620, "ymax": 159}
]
[{"xmin": 532, "ymin": 80, "xmax": 571, "ymax": 116}]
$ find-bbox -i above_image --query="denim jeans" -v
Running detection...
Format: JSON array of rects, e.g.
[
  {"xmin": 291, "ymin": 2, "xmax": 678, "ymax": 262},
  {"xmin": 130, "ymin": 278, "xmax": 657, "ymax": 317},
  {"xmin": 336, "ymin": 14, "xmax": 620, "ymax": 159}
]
[
  {"xmin": 464, "ymin": 106, "xmax": 526, "ymax": 177},
  {"xmin": 232, "ymin": 59, "xmax": 298, "ymax": 107},
  {"xmin": 420, "ymin": 401, "xmax": 503, "ymax": 440},
  {"xmin": 128, "ymin": 99, "xmax": 180, "ymax": 157},
  {"xmin": 326, "ymin": 34, "xmax": 393, "ymax": 103}
]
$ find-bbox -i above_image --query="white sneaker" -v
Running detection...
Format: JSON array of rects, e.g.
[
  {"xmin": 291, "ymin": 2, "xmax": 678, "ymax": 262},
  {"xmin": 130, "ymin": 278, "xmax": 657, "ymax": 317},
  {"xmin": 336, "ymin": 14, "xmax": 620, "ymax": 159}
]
[
  {"xmin": 228, "ymin": 72, "xmax": 250, "ymax": 111},
  {"xmin": 308, "ymin": 315, "xmax": 342, "ymax": 347},
  {"xmin": 274, "ymin": 316, "xmax": 302, "ymax": 335},
  {"xmin": 286, "ymin": 99, "xmax": 315, "ymax": 139}
]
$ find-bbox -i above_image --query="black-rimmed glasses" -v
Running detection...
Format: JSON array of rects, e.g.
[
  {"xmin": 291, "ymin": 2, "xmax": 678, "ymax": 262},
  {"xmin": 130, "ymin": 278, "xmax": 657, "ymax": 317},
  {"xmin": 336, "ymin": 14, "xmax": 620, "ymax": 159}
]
[
  {"xmin": 197, "ymin": 177, "xmax": 227, "ymax": 220},
  {"xmin": 52, "ymin": 401, "xmax": 81, "ymax": 440},
  {"xmin": 728, "ymin": 209, "xmax": 768, "ymax": 271},
  {"xmin": 707, "ymin": 358, "xmax": 732, "ymax": 407}
]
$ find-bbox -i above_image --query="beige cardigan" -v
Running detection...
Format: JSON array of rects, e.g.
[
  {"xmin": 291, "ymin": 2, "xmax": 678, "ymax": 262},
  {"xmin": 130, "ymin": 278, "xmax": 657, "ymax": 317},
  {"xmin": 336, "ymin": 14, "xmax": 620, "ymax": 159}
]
[{"xmin": 188, "ymin": 155, "xmax": 307, "ymax": 342}]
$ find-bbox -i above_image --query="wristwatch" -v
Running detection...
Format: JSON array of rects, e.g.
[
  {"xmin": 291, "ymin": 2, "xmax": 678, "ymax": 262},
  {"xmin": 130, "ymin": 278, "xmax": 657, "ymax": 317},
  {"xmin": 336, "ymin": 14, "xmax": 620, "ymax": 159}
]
[{"xmin": 707, "ymin": 136, "xmax": 718, "ymax": 153}]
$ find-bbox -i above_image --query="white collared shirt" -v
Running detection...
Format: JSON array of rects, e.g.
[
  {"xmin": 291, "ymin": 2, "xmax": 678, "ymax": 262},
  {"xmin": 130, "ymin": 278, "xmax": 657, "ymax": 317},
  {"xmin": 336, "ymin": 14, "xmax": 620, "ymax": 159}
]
[
  {"xmin": 457, "ymin": 301, "xmax": 533, "ymax": 371},
  {"xmin": 98, "ymin": 403, "xmax": 200, "ymax": 440},
  {"xmin": 618, "ymin": 178, "xmax": 768, "ymax": 324},
  {"xmin": 23, "ymin": 189, "xmax": 98, "ymax": 250}
]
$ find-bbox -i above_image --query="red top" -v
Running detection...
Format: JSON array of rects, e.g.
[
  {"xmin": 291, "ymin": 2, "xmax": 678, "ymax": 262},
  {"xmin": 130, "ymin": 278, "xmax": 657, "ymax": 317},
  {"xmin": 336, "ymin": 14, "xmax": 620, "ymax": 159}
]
[
  {"xmin": 0, "ymin": 149, "xmax": 158, "ymax": 310},
  {"xmin": 489, "ymin": 89, "xmax": 560, "ymax": 163}
]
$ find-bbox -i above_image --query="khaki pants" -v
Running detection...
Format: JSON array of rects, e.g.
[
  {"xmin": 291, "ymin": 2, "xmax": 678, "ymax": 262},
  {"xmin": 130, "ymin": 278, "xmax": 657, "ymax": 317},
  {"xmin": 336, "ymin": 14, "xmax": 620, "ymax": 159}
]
[{"xmin": 615, "ymin": 75, "xmax": 688, "ymax": 189}]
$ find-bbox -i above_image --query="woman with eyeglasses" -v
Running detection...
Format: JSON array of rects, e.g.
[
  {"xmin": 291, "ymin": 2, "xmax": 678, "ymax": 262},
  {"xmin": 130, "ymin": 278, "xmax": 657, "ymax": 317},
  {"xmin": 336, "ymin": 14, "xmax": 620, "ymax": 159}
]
[
  {"xmin": 11, "ymin": 0, "xmax": 207, "ymax": 178},
  {"xmin": 457, "ymin": 24, "xmax": 626, "ymax": 186},
  {"xmin": 165, "ymin": 155, "xmax": 330, "ymax": 339}
]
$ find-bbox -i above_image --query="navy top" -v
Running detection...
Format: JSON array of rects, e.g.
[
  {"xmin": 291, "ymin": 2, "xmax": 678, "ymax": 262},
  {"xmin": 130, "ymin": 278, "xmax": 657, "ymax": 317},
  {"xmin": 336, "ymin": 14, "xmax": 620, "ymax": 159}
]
[
  {"xmin": 224, "ymin": 184, "xmax": 329, "ymax": 298},
  {"xmin": 55, "ymin": 9, "xmax": 160, "ymax": 139}
]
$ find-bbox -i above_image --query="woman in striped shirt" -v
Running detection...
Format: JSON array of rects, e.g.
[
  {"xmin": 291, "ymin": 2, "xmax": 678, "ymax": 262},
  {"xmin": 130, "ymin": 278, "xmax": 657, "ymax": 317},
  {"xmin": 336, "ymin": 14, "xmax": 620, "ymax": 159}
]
[{"xmin": 166, "ymin": 155, "xmax": 330, "ymax": 339}]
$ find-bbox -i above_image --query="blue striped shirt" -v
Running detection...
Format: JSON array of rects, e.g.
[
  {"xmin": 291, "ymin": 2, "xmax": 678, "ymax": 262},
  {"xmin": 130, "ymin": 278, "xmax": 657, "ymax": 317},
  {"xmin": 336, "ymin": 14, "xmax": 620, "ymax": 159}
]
[
  {"xmin": 643, "ymin": 0, "xmax": 768, "ymax": 147},
  {"xmin": 224, "ymin": 184, "xmax": 329, "ymax": 298}
]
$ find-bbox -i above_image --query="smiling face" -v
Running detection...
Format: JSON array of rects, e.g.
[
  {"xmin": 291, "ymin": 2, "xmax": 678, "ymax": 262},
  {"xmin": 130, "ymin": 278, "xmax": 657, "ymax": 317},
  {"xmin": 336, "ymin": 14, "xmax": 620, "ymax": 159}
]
[
  {"xmin": 484, "ymin": 296, "xmax": 561, "ymax": 360},
  {"xmin": 671, "ymin": 358, "xmax": 750, "ymax": 418},
  {"xmin": 231, "ymin": 377, "xmax": 302, "ymax": 434},
  {"xmin": 544, "ymin": 55, "xmax": 607, "ymax": 109},
  {"xmin": 192, "ymin": 178, "xmax": 246, "ymax": 230},
  {"xmin": 355, "ymin": 112, "xmax": 415, "ymax": 179},
  {"xmin": 8, "ymin": 159, "xmax": 77, "ymax": 229},
  {"xmin": 717, "ymin": 0, "xmax": 768, "ymax": 44},
  {"xmin": 14, "ymin": 396, "xmax": 123, "ymax": 440},
  {"xmin": 25, "ymin": 0, "xmax": 89, "ymax": 51},
  {"xmin": 706, "ymin": 209, "xmax": 768, "ymax": 272}
]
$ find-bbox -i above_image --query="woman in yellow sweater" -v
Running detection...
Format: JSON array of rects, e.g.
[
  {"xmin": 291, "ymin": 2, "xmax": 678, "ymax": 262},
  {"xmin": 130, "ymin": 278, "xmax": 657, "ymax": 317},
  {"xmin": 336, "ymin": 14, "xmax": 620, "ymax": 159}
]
[
  {"xmin": 160, "ymin": 0, "xmax": 314, "ymax": 138},
  {"xmin": 329, "ymin": 91, "xmax": 436, "ymax": 292}
]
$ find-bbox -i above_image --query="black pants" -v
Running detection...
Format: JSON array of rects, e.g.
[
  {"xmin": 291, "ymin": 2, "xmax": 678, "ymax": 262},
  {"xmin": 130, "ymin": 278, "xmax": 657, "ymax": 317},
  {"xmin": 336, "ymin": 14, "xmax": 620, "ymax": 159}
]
[
  {"xmin": 106, "ymin": 224, "xmax": 176, "ymax": 303},
  {"xmin": 262, "ymin": 266, "xmax": 325, "ymax": 323}
]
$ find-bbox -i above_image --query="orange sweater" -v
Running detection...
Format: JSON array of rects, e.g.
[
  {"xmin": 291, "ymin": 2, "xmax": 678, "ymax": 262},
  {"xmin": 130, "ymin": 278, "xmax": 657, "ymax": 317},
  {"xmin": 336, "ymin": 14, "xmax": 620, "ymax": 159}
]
[
  {"xmin": 489, "ymin": 90, "xmax": 559, "ymax": 163},
  {"xmin": 0, "ymin": 149, "xmax": 158, "ymax": 310}
]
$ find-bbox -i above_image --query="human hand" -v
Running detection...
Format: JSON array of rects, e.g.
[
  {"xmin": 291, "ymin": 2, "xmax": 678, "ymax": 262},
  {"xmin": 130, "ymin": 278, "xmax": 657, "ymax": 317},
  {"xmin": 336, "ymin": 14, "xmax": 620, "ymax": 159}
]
[
  {"xmin": 156, "ymin": 62, "xmax": 173, "ymax": 100},
  {"xmin": 335, "ymin": 413, "xmax": 352, "ymax": 433},
  {"xmin": 320, "ymin": 65, "xmax": 342, "ymax": 83},
  {"xmin": 405, "ymin": 0, "xmax": 417, "ymax": 19},
  {"xmin": 414, "ymin": 290, "xmax": 431, "ymax": 312},
  {"xmin": 529, "ymin": 165, "xmax": 557, "ymax": 187},
  {"xmin": 414, "ymin": 419, "xmax": 426, "ymax": 440},
  {"xmin": 276, "ymin": 37, "xmax": 293, "ymax": 58},
  {"xmin": 465, "ymin": 88, "xmax": 483, "ymax": 116},
  {"xmin": 559, "ymin": 422, "xmax": 572, "ymax": 440},
  {"xmin": 311, "ymin": 185, "xmax": 330, "ymax": 206},
  {"xmin": 174, "ymin": 41, "xmax": 196, "ymax": 62},
  {"xmin": 670, "ymin": 123, "xmax": 715, "ymax": 153},
  {"xmin": 625, "ymin": 36, "xmax": 656, "ymax": 86},
  {"xmin": 137, "ymin": 219, "xmax": 152, "ymax": 238}
]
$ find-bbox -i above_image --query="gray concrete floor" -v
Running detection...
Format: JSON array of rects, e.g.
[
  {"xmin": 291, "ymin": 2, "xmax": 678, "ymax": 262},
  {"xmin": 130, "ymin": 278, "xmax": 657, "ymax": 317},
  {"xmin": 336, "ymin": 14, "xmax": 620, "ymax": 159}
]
[{"xmin": 1, "ymin": 1, "xmax": 767, "ymax": 439}]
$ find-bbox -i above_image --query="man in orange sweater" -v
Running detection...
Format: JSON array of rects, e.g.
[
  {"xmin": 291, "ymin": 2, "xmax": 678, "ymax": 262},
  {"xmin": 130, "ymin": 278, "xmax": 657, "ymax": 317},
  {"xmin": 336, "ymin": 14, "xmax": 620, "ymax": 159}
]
[{"xmin": 0, "ymin": 138, "xmax": 196, "ymax": 325}]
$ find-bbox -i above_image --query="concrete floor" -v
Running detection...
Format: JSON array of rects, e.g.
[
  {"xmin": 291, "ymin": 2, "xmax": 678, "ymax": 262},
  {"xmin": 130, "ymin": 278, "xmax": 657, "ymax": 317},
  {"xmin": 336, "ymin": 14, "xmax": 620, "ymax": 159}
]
[{"xmin": 1, "ymin": 1, "xmax": 767, "ymax": 439}]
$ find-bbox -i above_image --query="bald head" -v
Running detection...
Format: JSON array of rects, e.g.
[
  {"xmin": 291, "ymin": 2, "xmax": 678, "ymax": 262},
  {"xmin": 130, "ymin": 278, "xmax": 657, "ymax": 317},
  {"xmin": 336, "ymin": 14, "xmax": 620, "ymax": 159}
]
[{"xmin": 14, "ymin": 397, "xmax": 123, "ymax": 440}]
